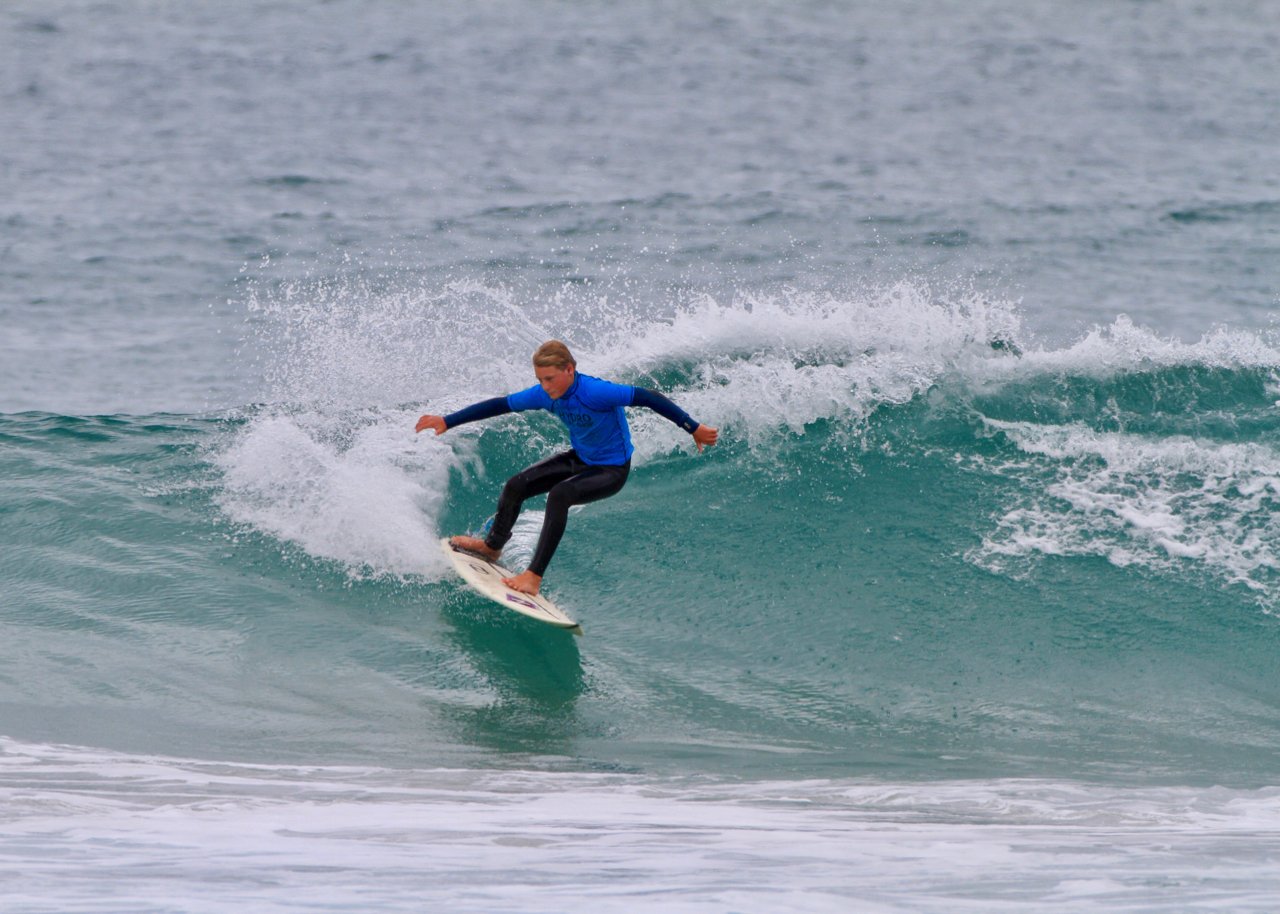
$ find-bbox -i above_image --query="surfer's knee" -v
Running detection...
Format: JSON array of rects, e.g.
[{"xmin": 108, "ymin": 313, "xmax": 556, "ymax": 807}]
[
  {"xmin": 500, "ymin": 472, "xmax": 531, "ymax": 502},
  {"xmin": 545, "ymin": 483, "xmax": 574, "ymax": 515}
]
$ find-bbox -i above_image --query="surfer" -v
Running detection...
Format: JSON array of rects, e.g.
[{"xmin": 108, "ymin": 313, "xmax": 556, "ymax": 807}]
[{"xmin": 416, "ymin": 340, "xmax": 718, "ymax": 595}]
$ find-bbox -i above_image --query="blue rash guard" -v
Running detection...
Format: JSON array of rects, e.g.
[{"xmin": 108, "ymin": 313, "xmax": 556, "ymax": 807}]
[{"xmin": 443, "ymin": 374, "xmax": 700, "ymax": 466}]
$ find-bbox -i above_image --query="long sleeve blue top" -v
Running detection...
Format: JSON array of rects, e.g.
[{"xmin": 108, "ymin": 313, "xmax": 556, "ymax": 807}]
[{"xmin": 443, "ymin": 374, "xmax": 701, "ymax": 466}]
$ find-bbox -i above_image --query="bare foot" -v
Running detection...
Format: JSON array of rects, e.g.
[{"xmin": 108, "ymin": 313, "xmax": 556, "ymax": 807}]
[
  {"xmin": 502, "ymin": 570, "xmax": 542, "ymax": 595},
  {"xmin": 450, "ymin": 535, "xmax": 500, "ymax": 561}
]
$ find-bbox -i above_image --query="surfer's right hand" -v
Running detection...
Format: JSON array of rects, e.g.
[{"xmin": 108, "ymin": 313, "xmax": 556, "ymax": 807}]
[
  {"xmin": 416, "ymin": 414, "xmax": 448, "ymax": 435},
  {"xmin": 692, "ymin": 424, "xmax": 719, "ymax": 452}
]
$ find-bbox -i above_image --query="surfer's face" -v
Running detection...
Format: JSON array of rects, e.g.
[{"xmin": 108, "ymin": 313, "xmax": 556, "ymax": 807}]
[{"xmin": 535, "ymin": 363, "xmax": 575, "ymax": 399}]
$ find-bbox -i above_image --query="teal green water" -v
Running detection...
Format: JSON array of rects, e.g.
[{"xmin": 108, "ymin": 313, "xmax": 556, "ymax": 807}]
[{"xmin": 6, "ymin": 315, "xmax": 1279, "ymax": 785}]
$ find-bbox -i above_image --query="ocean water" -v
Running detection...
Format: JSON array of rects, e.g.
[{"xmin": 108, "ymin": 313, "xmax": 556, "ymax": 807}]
[{"xmin": 4, "ymin": 1, "xmax": 1280, "ymax": 911}]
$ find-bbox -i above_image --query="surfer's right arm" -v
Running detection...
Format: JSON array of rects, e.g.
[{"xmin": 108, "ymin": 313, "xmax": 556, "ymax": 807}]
[{"xmin": 415, "ymin": 397, "xmax": 512, "ymax": 435}]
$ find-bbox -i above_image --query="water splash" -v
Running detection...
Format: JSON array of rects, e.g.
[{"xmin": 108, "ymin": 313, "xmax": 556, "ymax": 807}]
[{"xmin": 221, "ymin": 264, "xmax": 1280, "ymax": 598}]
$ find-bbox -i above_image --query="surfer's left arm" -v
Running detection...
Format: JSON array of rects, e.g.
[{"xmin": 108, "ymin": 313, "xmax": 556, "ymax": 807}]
[{"xmin": 631, "ymin": 387, "xmax": 719, "ymax": 452}]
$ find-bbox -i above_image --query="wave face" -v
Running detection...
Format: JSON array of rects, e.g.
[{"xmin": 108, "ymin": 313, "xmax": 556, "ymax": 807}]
[{"xmin": 4, "ymin": 284, "xmax": 1280, "ymax": 784}]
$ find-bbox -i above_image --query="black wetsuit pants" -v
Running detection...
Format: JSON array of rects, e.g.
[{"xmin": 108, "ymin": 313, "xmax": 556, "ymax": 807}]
[{"xmin": 483, "ymin": 450, "xmax": 631, "ymax": 576}]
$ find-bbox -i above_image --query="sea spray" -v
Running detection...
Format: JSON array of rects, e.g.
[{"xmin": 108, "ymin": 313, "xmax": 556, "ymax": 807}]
[
  {"xmin": 214, "ymin": 408, "xmax": 455, "ymax": 579},
  {"xmin": 219, "ymin": 270, "xmax": 1280, "ymax": 613},
  {"xmin": 217, "ymin": 274, "xmax": 1031, "ymax": 576}
]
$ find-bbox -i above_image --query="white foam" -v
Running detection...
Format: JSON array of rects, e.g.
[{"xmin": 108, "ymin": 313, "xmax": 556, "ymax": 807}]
[
  {"xmin": 974, "ymin": 420, "xmax": 1280, "ymax": 598},
  {"xmin": 214, "ymin": 408, "xmax": 457, "ymax": 579},
  {"xmin": 984, "ymin": 314, "xmax": 1280, "ymax": 381},
  {"xmin": 583, "ymin": 281, "xmax": 1025, "ymax": 453},
  {"xmin": 3, "ymin": 738, "xmax": 1279, "ymax": 914}
]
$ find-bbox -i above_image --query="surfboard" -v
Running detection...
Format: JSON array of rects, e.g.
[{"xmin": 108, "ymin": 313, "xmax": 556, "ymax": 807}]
[{"xmin": 439, "ymin": 537, "xmax": 583, "ymax": 635}]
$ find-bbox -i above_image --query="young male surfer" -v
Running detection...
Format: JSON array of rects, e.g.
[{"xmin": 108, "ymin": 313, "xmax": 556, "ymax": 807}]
[{"xmin": 416, "ymin": 340, "xmax": 718, "ymax": 595}]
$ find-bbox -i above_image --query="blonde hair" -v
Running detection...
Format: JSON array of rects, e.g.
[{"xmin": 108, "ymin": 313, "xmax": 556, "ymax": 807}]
[{"xmin": 532, "ymin": 340, "xmax": 576, "ymax": 370}]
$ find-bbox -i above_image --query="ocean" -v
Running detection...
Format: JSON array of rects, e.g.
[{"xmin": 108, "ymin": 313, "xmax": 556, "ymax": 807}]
[{"xmin": 3, "ymin": 1, "xmax": 1280, "ymax": 911}]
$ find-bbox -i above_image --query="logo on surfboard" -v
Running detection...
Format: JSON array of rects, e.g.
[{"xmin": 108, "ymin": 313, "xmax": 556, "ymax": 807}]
[{"xmin": 505, "ymin": 593, "xmax": 540, "ymax": 611}]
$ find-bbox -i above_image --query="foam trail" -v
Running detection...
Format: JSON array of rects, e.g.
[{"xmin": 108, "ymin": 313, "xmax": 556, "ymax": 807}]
[{"xmin": 215, "ymin": 409, "xmax": 457, "ymax": 578}]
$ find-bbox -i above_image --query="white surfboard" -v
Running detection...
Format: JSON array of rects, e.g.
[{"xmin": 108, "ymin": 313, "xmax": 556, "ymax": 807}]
[{"xmin": 439, "ymin": 538, "xmax": 583, "ymax": 635}]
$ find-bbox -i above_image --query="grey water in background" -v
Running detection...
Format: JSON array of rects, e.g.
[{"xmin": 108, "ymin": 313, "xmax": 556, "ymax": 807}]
[{"xmin": 4, "ymin": 0, "xmax": 1278, "ymax": 414}]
